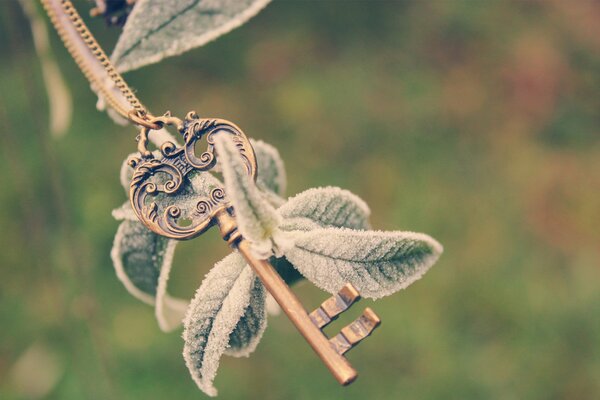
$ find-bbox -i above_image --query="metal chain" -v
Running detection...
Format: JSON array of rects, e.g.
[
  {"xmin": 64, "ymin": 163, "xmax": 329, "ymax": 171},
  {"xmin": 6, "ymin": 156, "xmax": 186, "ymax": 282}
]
[{"xmin": 40, "ymin": 0, "xmax": 158, "ymax": 127}]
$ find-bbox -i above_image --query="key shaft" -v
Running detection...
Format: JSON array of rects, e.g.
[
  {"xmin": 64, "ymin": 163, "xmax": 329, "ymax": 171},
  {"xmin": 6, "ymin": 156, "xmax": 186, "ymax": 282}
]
[{"xmin": 216, "ymin": 209, "xmax": 358, "ymax": 385}]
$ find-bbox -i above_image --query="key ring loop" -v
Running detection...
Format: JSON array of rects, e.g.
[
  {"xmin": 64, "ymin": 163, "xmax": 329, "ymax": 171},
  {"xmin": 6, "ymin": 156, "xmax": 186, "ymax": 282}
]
[
  {"xmin": 128, "ymin": 110, "xmax": 163, "ymax": 130},
  {"xmin": 136, "ymin": 112, "xmax": 184, "ymax": 158}
]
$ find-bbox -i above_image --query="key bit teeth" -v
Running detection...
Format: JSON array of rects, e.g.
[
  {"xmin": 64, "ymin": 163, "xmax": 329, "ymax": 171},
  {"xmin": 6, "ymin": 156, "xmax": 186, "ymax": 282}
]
[
  {"xmin": 329, "ymin": 307, "xmax": 382, "ymax": 355},
  {"xmin": 336, "ymin": 283, "xmax": 361, "ymax": 305},
  {"xmin": 310, "ymin": 283, "xmax": 361, "ymax": 329}
]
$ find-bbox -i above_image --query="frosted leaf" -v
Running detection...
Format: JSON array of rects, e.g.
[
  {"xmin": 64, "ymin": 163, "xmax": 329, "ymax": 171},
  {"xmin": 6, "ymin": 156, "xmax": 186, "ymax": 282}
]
[
  {"xmin": 111, "ymin": 218, "xmax": 187, "ymax": 328},
  {"xmin": 284, "ymin": 228, "xmax": 443, "ymax": 299},
  {"xmin": 112, "ymin": 0, "xmax": 272, "ymax": 73},
  {"xmin": 20, "ymin": 0, "xmax": 72, "ymax": 137},
  {"xmin": 260, "ymin": 189, "xmax": 286, "ymax": 209},
  {"xmin": 270, "ymin": 187, "xmax": 373, "ymax": 288},
  {"xmin": 279, "ymin": 186, "xmax": 371, "ymax": 230},
  {"xmin": 183, "ymin": 253, "xmax": 265, "ymax": 397},
  {"xmin": 111, "ymin": 220, "xmax": 175, "ymax": 304},
  {"xmin": 225, "ymin": 276, "xmax": 267, "ymax": 357},
  {"xmin": 250, "ymin": 139, "xmax": 287, "ymax": 200},
  {"xmin": 215, "ymin": 135, "xmax": 286, "ymax": 258}
]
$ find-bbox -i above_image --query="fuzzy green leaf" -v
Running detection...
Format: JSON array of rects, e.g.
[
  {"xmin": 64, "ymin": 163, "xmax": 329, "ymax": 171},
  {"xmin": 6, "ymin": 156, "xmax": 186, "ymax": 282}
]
[
  {"xmin": 225, "ymin": 275, "xmax": 267, "ymax": 357},
  {"xmin": 112, "ymin": 0, "xmax": 272, "ymax": 73},
  {"xmin": 215, "ymin": 135, "xmax": 285, "ymax": 258},
  {"xmin": 270, "ymin": 187, "xmax": 374, "ymax": 287},
  {"xmin": 183, "ymin": 253, "xmax": 265, "ymax": 397},
  {"xmin": 284, "ymin": 228, "xmax": 443, "ymax": 299},
  {"xmin": 111, "ymin": 209, "xmax": 188, "ymax": 331},
  {"xmin": 279, "ymin": 186, "xmax": 371, "ymax": 231},
  {"xmin": 111, "ymin": 219, "xmax": 175, "ymax": 303}
]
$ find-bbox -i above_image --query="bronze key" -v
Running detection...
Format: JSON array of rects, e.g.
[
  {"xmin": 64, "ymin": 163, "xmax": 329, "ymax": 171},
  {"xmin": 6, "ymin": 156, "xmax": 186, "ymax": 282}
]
[
  {"xmin": 216, "ymin": 210, "xmax": 380, "ymax": 384},
  {"xmin": 128, "ymin": 112, "xmax": 381, "ymax": 385}
]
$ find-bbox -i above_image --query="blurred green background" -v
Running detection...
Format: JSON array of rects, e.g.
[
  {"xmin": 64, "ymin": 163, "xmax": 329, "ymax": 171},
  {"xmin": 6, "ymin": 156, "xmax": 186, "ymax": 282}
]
[{"xmin": 1, "ymin": 1, "xmax": 599, "ymax": 399}]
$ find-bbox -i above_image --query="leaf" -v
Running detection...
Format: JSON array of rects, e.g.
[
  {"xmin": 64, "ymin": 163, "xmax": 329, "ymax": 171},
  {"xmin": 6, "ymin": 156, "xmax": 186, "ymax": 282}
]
[
  {"xmin": 224, "ymin": 275, "xmax": 267, "ymax": 357},
  {"xmin": 154, "ymin": 241, "xmax": 189, "ymax": 332},
  {"xmin": 183, "ymin": 252, "xmax": 265, "ymax": 397},
  {"xmin": 279, "ymin": 186, "xmax": 371, "ymax": 231},
  {"xmin": 215, "ymin": 134, "xmax": 285, "ymax": 258},
  {"xmin": 269, "ymin": 187, "xmax": 374, "ymax": 288},
  {"xmin": 110, "ymin": 223, "xmax": 197, "ymax": 332},
  {"xmin": 112, "ymin": 0, "xmax": 272, "ymax": 73},
  {"xmin": 111, "ymin": 219, "xmax": 175, "ymax": 304},
  {"xmin": 250, "ymin": 139, "xmax": 287, "ymax": 199},
  {"xmin": 284, "ymin": 228, "xmax": 443, "ymax": 299},
  {"xmin": 20, "ymin": 0, "xmax": 73, "ymax": 137},
  {"xmin": 112, "ymin": 209, "xmax": 188, "ymax": 331}
]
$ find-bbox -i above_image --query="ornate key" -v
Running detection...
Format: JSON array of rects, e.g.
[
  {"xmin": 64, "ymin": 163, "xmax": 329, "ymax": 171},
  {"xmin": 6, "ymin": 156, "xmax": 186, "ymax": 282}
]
[{"xmin": 128, "ymin": 111, "xmax": 381, "ymax": 385}]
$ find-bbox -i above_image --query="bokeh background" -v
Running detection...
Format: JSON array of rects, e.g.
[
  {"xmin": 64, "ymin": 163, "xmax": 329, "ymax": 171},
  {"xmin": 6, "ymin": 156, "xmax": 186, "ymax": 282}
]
[{"xmin": 1, "ymin": 1, "xmax": 599, "ymax": 399}]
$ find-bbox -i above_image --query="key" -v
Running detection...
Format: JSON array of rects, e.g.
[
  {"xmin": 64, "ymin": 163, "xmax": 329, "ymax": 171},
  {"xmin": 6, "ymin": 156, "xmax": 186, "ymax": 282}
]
[{"xmin": 128, "ymin": 111, "xmax": 382, "ymax": 385}]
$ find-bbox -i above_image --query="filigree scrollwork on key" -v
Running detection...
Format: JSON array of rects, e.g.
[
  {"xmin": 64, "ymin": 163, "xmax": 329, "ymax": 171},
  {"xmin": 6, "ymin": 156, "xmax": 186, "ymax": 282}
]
[
  {"xmin": 181, "ymin": 112, "xmax": 256, "ymax": 177},
  {"xmin": 129, "ymin": 111, "xmax": 257, "ymax": 240},
  {"xmin": 192, "ymin": 188, "xmax": 226, "ymax": 219}
]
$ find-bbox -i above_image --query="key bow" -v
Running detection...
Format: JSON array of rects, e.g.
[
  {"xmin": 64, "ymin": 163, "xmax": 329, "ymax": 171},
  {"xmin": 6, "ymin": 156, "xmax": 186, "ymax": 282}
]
[{"xmin": 128, "ymin": 112, "xmax": 256, "ymax": 240}]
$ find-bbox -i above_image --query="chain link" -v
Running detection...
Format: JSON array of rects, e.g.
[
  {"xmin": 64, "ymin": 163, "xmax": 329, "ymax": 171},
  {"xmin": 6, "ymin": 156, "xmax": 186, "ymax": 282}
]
[{"xmin": 40, "ymin": 0, "xmax": 154, "ymax": 125}]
